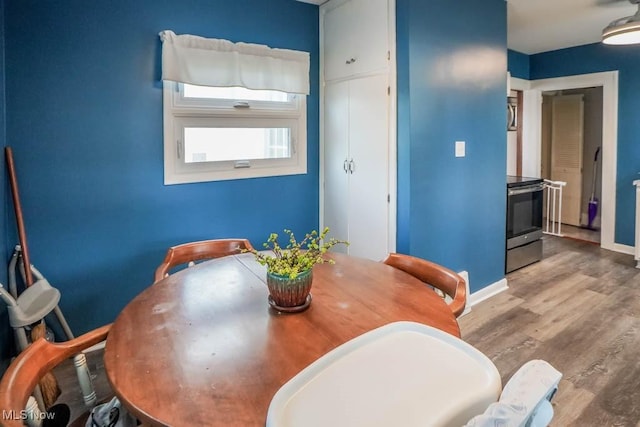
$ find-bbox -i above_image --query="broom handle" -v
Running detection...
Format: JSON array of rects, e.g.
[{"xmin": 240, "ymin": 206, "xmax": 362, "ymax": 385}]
[
  {"xmin": 5, "ymin": 147, "xmax": 34, "ymax": 286},
  {"xmin": 591, "ymin": 147, "xmax": 600, "ymax": 200}
]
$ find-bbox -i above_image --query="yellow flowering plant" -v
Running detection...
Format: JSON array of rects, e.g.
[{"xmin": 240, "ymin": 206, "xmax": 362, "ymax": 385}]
[{"xmin": 248, "ymin": 227, "xmax": 348, "ymax": 279}]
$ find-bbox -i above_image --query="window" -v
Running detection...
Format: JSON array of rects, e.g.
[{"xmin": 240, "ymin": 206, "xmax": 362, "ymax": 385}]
[
  {"xmin": 159, "ymin": 31, "xmax": 310, "ymax": 184},
  {"xmin": 163, "ymin": 82, "xmax": 306, "ymax": 184}
]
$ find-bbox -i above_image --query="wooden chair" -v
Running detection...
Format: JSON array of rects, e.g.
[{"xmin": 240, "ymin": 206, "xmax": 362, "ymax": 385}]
[
  {"xmin": 154, "ymin": 238, "xmax": 254, "ymax": 283},
  {"xmin": 0, "ymin": 324, "xmax": 111, "ymax": 427},
  {"xmin": 383, "ymin": 253, "xmax": 467, "ymax": 317}
]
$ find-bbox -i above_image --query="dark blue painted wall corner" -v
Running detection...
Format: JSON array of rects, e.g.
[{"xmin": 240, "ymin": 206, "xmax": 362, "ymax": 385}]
[
  {"xmin": 508, "ymin": 49, "xmax": 530, "ymax": 80},
  {"xmin": 395, "ymin": 0, "xmax": 507, "ymax": 293},
  {"xmin": 3, "ymin": 0, "xmax": 319, "ymax": 335},
  {"xmin": 0, "ymin": 0, "xmax": 12, "ymax": 375},
  {"xmin": 530, "ymin": 42, "xmax": 640, "ymax": 246}
]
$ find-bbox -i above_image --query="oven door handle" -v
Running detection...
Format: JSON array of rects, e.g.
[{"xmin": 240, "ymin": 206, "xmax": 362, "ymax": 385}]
[{"xmin": 508, "ymin": 184, "xmax": 545, "ymax": 196}]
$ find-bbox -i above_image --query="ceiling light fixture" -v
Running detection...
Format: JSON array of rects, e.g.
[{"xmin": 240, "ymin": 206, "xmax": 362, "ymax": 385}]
[{"xmin": 602, "ymin": 0, "xmax": 640, "ymax": 45}]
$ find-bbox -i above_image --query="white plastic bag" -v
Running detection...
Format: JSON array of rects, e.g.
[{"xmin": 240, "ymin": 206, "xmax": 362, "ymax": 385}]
[{"xmin": 85, "ymin": 397, "xmax": 137, "ymax": 427}]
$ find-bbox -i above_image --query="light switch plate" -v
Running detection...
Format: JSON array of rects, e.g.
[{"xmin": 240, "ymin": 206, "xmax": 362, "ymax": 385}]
[{"xmin": 455, "ymin": 141, "xmax": 465, "ymax": 157}]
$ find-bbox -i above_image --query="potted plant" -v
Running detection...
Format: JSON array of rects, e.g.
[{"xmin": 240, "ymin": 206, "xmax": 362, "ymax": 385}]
[{"xmin": 247, "ymin": 227, "xmax": 348, "ymax": 312}]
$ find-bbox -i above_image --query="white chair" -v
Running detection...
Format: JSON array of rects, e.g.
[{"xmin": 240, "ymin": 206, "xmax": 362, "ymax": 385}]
[
  {"xmin": 0, "ymin": 278, "xmax": 74, "ymax": 353},
  {"xmin": 465, "ymin": 360, "xmax": 561, "ymax": 427},
  {"xmin": 3, "ymin": 246, "xmax": 75, "ymax": 352},
  {"xmin": 266, "ymin": 322, "xmax": 561, "ymax": 427}
]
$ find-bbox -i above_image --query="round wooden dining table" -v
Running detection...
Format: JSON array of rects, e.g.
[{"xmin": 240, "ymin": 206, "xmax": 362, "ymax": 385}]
[{"xmin": 104, "ymin": 252, "xmax": 460, "ymax": 426}]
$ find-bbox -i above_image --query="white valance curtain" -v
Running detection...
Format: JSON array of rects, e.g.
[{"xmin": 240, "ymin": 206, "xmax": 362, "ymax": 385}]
[{"xmin": 159, "ymin": 30, "xmax": 310, "ymax": 95}]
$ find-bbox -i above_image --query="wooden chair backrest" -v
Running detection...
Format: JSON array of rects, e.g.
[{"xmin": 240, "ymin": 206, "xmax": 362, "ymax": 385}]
[
  {"xmin": 0, "ymin": 324, "xmax": 111, "ymax": 427},
  {"xmin": 154, "ymin": 238, "xmax": 254, "ymax": 283},
  {"xmin": 383, "ymin": 253, "xmax": 467, "ymax": 317}
]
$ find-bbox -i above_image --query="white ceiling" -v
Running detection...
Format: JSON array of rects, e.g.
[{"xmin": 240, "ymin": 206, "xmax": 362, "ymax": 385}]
[
  {"xmin": 508, "ymin": 0, "xmax": 637, "ymax": 54},
  {"xmin": 296, "ymin": 0, "xmax": 639, "ymax": 55}
]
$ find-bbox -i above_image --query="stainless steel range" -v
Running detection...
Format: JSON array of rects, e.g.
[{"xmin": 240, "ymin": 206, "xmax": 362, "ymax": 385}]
[{"xmin": 506, "ymin": 176, "xmax": 544, "ymax": 273}]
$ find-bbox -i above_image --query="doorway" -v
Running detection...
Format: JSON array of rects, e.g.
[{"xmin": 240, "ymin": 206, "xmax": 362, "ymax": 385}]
[
  {"xmin": 511, "ymin": 70, "xmax": 619, "ymax": 252},
  {"xmin": 540, "ymin": 88, "xmax": 602, "ymax": 244}
]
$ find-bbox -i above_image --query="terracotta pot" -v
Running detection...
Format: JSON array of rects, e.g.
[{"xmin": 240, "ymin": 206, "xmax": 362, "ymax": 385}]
[{"xmin": 266, "ymin": 269, "xmax": 313, "ymax": 309}]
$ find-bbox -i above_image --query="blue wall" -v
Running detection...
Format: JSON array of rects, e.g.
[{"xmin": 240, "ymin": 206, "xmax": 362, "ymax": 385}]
[
  {"xmin": 3, "ymin": 0, "xmax": 319, "ymax": 335},
  {"xmin": 0, "ymin": 0, "xmax": 10, "ymax": 374},
  {"xmin": 530, "ymin": 43, "xmax": 640, "ymax": 245},
  {"xmin": 396, "ymin": 0, "xmax": 508, "ymax": 292},
  {"xmin": 508, "ymin": 49, "xmax": 530, "ymax": 80}
]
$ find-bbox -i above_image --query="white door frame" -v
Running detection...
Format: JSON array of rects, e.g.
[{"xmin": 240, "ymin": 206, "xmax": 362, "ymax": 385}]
[{"xmin": 512, "ymin": 71, "xmax": 623, "ymax": 253}]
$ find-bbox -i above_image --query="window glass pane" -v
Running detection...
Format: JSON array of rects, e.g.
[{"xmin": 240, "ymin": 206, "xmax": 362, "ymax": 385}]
[
  {"xmin": 183, "ymin": 84, "xmax": 289, "ymax": 102},
  {"xmin": 164, "ymin": 80, "xmax": 306, "ymax": 184},
  {"xmin": 184, "ymin": 127, "xmax": 291, "ymax": 163}
]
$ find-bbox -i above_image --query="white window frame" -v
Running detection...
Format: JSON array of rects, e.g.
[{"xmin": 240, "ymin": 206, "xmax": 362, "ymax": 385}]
[{"xmin": 162, "ymin": 82, "xmax": 307, "ymax": 185}]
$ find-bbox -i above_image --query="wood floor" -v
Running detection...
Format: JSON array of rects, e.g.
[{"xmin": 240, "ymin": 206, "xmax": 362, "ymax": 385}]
[
  {"xmin": 460, "ymin": 235, "xmax": 640, "ymax": 426},
  {"xmin": 51, "ymin": 344, "xmax": 112, "ymax": 423},
  {"xmin": 560, "ymin": 223, "xmax": 601, "ymax": 245},
  {"xmin": 51, "ymin": 234, "xmax": 639, "ymax": 425}
]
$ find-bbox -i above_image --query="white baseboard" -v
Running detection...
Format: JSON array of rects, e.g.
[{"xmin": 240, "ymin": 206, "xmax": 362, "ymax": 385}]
[
  {"xmin": 458, "ymin": 271, "xmax": 472, "ymax": 316},
  {"xmin": 611, "ymin": 243, "xmax": 634, "ymax": 256},
  {"xmin": 469, "ymin": 278, "xmax": 509, "ymax": 306},
  {"xmin": 457, "ymin": 273, "xmax": 509, "ymax": 317}
]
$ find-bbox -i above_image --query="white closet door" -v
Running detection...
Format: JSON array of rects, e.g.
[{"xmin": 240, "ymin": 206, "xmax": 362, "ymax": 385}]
[
  {"xmin": 347, "ymin": 74, "xmax": 389, "ymax": 260},
  {"xmin": 349, "ymin": 0, "xmax": 389, "ymax": 76},
  {"xmin": 323, "ymin": 80, "xmax": 350, "ymax": 252},
  {"xmin": 551, "ymin": 94, "xmax": 584, "ymax": 227},
  {"xmin": 323, "ymin": 0, "xmax": 354, "ymax": 82},
  {"xmin": 323, "ymin": 0, "xmax": 389, "ymax": 81}
]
